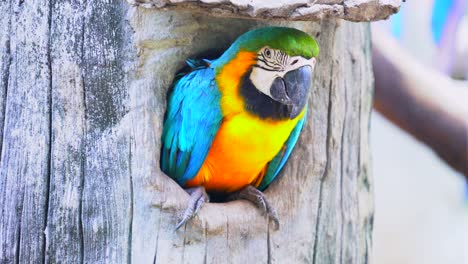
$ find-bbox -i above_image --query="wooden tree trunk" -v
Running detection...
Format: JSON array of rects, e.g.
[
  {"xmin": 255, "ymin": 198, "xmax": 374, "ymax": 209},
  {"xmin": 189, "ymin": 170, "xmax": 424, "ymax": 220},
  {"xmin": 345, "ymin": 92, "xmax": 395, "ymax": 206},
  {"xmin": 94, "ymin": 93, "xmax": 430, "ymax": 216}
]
[{"xmin": 0, "ymin": 1, "xmax": 379, "ymax": 263}]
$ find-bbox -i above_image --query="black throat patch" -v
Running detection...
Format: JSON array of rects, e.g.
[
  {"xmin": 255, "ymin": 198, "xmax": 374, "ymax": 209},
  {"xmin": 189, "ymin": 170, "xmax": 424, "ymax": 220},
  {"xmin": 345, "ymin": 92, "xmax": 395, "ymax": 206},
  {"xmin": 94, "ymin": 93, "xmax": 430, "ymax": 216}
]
[{"xmin": 240, "ymin": 70, "xmax": 291, "ymax": 120}]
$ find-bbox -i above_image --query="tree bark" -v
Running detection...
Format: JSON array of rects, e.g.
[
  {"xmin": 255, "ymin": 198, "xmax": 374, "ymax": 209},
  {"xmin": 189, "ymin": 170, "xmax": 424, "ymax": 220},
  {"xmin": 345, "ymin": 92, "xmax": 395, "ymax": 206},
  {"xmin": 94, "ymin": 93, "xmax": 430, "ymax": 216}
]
[
  {"xmin": 0, "ymin": 1, "xmax": 374, "ymax": 263},
  {"xmin": 127, "ymin": 0, "xmax": 401, "ymax": 22}
]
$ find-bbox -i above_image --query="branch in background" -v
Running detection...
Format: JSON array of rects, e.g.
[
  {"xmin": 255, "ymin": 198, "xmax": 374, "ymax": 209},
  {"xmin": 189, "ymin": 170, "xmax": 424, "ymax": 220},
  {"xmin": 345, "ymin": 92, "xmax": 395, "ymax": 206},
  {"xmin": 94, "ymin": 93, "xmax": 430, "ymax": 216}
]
[{"xmin": 372, "ymin": 29, "xmax": 468, "ymax": 179}]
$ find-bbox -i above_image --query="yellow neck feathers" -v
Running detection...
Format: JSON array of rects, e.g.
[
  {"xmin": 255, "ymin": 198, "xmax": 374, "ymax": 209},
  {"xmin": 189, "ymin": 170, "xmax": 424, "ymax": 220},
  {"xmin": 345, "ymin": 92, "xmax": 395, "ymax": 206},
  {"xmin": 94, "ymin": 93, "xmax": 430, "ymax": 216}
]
[{"xmin": 215, "ymin": 50, "xmax": 257, "ymax": 118}]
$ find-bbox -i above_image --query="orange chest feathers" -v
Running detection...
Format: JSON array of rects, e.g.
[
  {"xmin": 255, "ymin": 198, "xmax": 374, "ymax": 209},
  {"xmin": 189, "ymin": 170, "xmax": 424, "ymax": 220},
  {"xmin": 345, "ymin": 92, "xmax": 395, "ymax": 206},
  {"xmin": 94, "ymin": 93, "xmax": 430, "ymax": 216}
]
[{"xmin": 185, "ymin": 51, "xmax": 305, "ymax": 192}]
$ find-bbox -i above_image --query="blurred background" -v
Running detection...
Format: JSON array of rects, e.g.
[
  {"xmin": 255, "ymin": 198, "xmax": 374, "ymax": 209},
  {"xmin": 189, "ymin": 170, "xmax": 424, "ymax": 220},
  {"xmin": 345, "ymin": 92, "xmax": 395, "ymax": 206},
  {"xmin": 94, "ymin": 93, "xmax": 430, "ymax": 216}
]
[{"xmin": 371, "ymin": 0, "xmax": 468, "ymax": 263}]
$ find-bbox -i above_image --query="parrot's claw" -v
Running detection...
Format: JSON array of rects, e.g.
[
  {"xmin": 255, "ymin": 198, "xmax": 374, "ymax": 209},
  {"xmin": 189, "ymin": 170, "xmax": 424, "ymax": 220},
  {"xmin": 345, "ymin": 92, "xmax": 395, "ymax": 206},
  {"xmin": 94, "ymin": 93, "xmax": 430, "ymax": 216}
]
[
  {"xmin": 175, "ymin": 186, "xmax": 209, "ymax": 231},
  {"xmin": 227, "ymin": 185, "xmax": 280, "ymax": 230}
]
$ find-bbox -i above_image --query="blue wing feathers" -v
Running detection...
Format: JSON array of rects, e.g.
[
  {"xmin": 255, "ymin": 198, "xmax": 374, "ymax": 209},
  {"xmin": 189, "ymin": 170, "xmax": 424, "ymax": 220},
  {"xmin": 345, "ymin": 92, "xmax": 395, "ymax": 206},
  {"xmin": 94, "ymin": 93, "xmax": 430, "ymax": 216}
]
[
  {"xmin": 258, "ymin": 110, "xmax": 307, "ymax": 191},
  {"xmin": 161, "ymin": 65, "xmax": 223, "ymax": 186}
]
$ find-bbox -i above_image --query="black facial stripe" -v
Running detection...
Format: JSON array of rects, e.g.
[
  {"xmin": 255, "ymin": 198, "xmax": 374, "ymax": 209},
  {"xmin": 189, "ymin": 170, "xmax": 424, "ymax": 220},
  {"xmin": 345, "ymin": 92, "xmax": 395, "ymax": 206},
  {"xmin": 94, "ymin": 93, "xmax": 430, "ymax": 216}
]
[
  {"xmin": 252, "ymin": 65, "xmax": 277, "ymax": 72},
  {"xmin": 257, "ymin": 58, "xmax": 270, "ymax": 64},
  {"xmin": 281, "ymin": 52, "xmax": 287, "ymax": 64},
  {"xmin": 259, "ymin": 54, "xmax": 268, "ymax": 62},
  {"xmin": 272, "ymin": 60, "xmax": 282, "ymax": 67},
  {"xmin": 256, "ymin": 59, "xmax": 282, "ymax": 71},
  {"xmin": 257, "ymin": 58, "xmax": 279, "ymax": 68},
  {"xmin": 279, "ymin": 52, "xmax": 286, "ymax": 64},
  {"xmin": 273, "ymin": 50, "xmax": 286, "ymax": 65}
]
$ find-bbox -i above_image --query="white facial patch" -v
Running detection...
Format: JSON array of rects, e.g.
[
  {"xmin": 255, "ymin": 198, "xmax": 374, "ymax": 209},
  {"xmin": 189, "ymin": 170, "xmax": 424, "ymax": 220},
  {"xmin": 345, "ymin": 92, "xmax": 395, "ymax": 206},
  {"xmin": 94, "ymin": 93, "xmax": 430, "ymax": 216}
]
[{"xmin": 249, "ymin": 47, "xmax": 316, "ymax": 98}]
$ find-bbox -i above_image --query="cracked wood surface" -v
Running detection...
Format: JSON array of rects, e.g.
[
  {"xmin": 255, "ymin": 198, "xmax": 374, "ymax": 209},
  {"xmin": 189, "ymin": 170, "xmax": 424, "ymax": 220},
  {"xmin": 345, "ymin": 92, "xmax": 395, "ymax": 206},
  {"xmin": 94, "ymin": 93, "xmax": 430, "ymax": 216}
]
[
  {"xmin": 127, "ymin": 0, "xmax": 401, "ymax": 22},
  {"xmin": 0, "ymin": 1, "xmax": 373, "ymax": 263}
]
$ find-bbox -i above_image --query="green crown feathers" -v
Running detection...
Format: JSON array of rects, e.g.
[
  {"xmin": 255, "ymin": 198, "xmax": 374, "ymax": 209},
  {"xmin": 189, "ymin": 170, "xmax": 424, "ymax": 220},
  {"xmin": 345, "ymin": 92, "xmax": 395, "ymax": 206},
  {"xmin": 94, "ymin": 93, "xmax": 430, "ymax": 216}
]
[
  {"xmin": 237, "ymin": 27, "xmax": 319, "ymax": 59},
  {"xmin": 213, "ymin": 27, "xmax": 319, "ymax": 70}
]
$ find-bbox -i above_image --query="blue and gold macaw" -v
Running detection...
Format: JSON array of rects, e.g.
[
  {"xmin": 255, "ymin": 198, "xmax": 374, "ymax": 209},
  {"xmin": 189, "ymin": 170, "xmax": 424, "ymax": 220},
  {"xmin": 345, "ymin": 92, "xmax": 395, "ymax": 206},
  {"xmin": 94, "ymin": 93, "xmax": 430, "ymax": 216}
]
[{"xmin": 161, "ymin": 27, "xmax": 319, "ymax": 229}]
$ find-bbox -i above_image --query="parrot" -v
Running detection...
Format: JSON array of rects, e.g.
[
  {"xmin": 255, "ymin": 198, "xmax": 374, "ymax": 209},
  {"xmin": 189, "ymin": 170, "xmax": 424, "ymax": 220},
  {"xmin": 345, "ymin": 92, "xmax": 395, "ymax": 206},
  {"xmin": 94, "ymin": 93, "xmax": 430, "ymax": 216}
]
[{"xmin": 160, "ymin": 27, "xmax": 319, "ymax": 230}]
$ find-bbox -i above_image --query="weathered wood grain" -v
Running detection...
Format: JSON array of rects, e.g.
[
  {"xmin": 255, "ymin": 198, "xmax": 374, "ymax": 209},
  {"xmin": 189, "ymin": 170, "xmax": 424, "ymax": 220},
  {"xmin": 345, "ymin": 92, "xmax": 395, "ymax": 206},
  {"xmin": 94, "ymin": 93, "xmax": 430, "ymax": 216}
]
[
  {"xmin": 0, "ymin": 2, "xmax": 374, "ymax": 263},
  {"xmin": 126, "ymin": 0, "xmax": 401, "ymax": 22},
  {"xmin": 45, "ymin": 0, "xmax": 86, "ymax": 263},
  {"xmin": 0, "ymin": 0, "xmax": 52, "ymax": 263},
  {"xmin": 0, "ymin": 0, "xmax": 10, "ymax": 153},
  {"xmin": 80, "ymin": 1, "xmax": 134, "ymax": 263}
]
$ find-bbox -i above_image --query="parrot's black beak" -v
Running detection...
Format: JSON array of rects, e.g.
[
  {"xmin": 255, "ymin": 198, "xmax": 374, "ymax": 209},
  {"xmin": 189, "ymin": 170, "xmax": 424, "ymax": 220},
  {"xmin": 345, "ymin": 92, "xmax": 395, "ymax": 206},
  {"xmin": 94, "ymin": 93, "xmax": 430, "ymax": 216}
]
[{"xmin": 270, "ymin": 65, "xmax": 313, "ymax": 119}]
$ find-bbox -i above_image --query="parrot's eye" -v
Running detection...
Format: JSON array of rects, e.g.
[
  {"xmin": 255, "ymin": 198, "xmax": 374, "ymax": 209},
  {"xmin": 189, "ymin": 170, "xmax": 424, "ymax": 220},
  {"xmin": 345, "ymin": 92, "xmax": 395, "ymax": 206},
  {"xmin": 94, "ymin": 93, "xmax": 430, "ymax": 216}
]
[{"xmin": 264, "ymin": 48, "xmax": 271, "ymax": 58}]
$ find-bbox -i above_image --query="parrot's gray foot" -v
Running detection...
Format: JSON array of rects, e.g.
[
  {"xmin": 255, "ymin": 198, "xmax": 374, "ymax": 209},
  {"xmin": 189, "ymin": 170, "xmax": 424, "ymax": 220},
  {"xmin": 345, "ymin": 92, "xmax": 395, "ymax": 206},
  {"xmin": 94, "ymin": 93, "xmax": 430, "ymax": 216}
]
[
  {"xmin": 175, "ymin": 186, "xmax": 209, "ymax": 231},
  {"xmin": 227, "ymin": 185, "xmax": 279, "ymax": 230}
]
